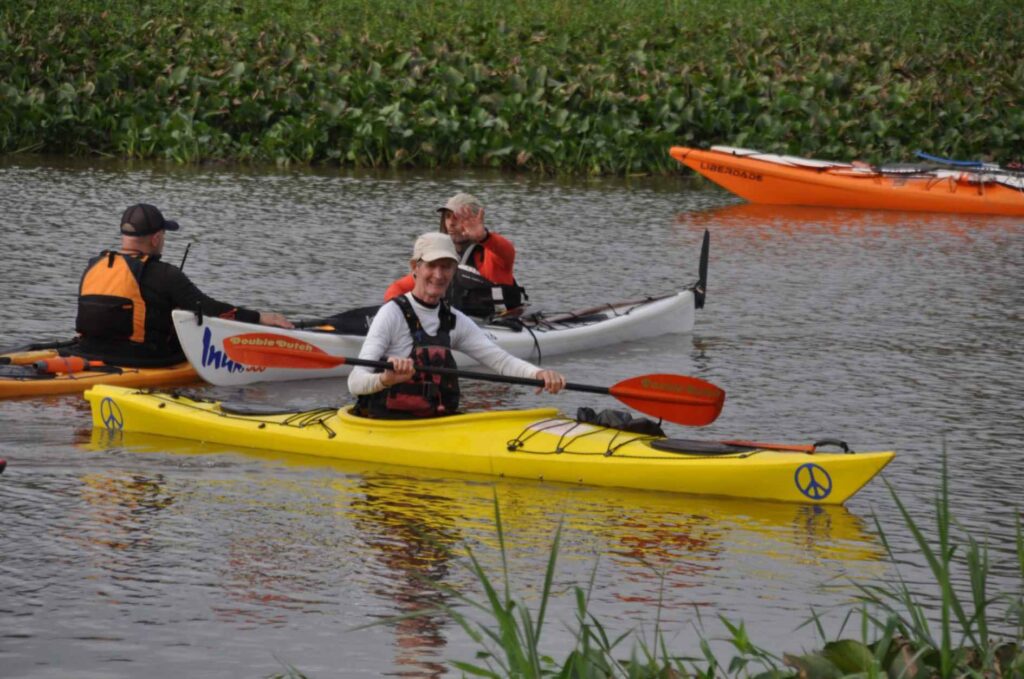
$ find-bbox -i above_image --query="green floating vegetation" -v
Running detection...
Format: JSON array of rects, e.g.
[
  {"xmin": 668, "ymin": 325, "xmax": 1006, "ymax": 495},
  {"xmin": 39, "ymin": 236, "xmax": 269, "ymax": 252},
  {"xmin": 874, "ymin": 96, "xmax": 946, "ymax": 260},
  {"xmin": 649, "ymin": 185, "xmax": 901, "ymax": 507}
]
[
  {"xmin": 1, "ymin": 0, "xmax": 1022, "ymax": 174},
  {"xmin": 356, "ymin": 453, "xmax": 1023, "ymax": 678}
]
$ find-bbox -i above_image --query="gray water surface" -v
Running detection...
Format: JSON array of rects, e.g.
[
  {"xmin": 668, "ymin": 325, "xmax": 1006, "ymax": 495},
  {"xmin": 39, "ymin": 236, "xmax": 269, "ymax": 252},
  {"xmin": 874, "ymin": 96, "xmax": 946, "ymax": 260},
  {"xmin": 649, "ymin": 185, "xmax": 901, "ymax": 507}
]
[{"xmin": 1, "ymin": 157, "xmax": 1022, "ymax": 677}]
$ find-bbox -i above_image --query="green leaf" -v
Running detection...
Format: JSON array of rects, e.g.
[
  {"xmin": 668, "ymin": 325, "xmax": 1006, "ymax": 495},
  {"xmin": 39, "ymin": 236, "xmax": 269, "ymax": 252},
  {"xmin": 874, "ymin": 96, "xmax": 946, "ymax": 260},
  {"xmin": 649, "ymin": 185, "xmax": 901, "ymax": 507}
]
[
  {"xmin": 783, "ymin": 653, "xmax": 843, "ymax": 679},
  {"xmin": 822, "ymin": 640, "xmax": 875, "ymax": 673},
  {"xmin": 749, "ymin": 671, "xmax": 795, "ymax": 679},
  {"xmin": 392, "ymin": 51, "xmax": 412, "ymax": 70},
  {"xmin": 444, "ymin": 66, "xmax": 465, "ymax": 87},
  {"xmin": 169, "ymin": 65, "xmax": 190, "ymax": 86}
]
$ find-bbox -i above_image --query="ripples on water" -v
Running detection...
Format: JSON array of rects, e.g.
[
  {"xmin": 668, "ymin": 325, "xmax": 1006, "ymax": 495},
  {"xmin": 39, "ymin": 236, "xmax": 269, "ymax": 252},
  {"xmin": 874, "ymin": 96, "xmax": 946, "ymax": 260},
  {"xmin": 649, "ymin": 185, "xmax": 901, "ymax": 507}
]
[{"xmin": 0, "ymin": 158, "xmax": 1021, "ymax": 676}]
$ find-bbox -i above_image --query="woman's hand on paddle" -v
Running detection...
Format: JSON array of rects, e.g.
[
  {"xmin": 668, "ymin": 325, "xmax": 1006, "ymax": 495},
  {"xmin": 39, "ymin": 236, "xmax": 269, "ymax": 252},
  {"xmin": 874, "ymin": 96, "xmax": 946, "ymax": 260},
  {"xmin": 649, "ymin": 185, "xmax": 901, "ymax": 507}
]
[
  {"xmin": 534, "ymin": 369, "xmax": 566, "ymax": 394},
  {"xmin": 259, "ymin": 312, "xmax": 295, "ymax": 329},
  {"xmin": 381, "ymin": 356, "xmax": 415, "ymax": 386}
]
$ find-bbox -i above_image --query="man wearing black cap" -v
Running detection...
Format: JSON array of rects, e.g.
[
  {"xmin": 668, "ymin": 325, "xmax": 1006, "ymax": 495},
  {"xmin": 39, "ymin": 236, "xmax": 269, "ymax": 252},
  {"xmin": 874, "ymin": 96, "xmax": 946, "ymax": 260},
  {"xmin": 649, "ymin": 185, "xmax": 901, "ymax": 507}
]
[{"xmin": 75, "ymin": 204, "xmax": 292, "ymax": 367}]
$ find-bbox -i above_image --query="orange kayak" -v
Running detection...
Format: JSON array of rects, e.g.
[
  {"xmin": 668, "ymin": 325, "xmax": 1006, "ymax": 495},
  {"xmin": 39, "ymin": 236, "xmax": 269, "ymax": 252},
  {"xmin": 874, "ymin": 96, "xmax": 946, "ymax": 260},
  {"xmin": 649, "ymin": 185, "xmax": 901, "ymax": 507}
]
[
  {"xmin": 0, "ymin": 347, "xmax": 197, "ymax": 399},
  {"xmin": 670, "ymin": 146, "xmax": 1024, "ymax": 216}
]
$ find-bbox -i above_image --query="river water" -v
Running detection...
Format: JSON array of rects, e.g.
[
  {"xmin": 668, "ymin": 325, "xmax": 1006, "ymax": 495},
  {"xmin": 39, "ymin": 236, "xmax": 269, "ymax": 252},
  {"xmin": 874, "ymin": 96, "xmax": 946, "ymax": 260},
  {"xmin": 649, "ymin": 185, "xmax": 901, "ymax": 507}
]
[{"xmin": 0, "ymin": 157, "xmax": 1021, "ymax": 677}]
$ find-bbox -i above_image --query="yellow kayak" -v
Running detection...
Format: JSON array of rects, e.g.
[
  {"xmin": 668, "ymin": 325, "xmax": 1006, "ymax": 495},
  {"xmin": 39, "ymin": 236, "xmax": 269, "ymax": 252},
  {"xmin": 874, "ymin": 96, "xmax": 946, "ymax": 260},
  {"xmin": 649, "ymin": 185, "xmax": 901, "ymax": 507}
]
[
  {"xmin": 84, "ymin": 385, "xmax": 894, "ymax": 505},
  {"xmin": 84, "ymin": 427, "xmax": 888, "ymax": 563},
  {"xmin": 0, "ymin": 348, "xmax": 197, "ymax": 399}
]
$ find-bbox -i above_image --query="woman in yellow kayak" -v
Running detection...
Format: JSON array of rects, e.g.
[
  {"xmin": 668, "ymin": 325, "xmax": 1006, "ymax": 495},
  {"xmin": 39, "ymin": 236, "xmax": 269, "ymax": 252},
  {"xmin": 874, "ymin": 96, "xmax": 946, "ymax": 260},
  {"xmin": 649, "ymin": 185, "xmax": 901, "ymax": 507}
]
[{"xmin": 348, "ymin": 232, "xmax": 565, "ymax": 419}]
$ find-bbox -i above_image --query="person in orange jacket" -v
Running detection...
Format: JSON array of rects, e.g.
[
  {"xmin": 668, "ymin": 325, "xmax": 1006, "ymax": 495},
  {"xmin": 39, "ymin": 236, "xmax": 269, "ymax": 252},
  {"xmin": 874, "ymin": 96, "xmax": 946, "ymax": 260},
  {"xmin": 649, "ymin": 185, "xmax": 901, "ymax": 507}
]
[
  {"xmin": 384, "ymin": 193, "xmax": 527, "ymax": 318},
  {"xmin": 76, "ymin": 203, "xmax": 292, "ymax": 367}
]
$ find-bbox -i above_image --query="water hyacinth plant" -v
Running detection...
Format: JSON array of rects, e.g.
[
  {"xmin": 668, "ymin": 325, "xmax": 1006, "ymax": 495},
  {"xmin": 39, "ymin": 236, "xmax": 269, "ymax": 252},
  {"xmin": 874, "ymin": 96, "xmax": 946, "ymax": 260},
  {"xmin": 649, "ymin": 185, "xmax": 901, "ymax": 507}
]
[{"xmin": 2, "ymin": 0, "xmax": 1022, "ymax": 173}]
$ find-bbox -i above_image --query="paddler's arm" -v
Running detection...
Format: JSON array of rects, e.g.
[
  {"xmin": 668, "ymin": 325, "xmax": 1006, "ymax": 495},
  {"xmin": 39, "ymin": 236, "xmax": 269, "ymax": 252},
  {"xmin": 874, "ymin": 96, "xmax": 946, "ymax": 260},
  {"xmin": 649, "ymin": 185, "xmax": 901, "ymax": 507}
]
[
  {"xmin": 451, "ymin": 309, "xmax": 565, "ymax": 394},
  {"xmin": 473, "ymin": 229, "xmax": 516, "ymax": 285},
  {"xmin": 157, "ymin": 260, "xmax": 293, "ymax": 328},
  {"xmin": 347, "ymin": 302, "xmax": 410, "ymax": 394}
]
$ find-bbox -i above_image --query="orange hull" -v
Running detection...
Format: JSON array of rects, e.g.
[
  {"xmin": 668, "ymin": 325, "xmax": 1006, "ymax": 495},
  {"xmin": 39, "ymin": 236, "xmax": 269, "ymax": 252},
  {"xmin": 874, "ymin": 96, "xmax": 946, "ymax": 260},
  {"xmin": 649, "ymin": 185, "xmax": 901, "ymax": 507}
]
[
  {"xmin": 0, "ymin": 359, "xmax": 197, "ymax": 399},
  {"xmin": 670, "ymin": 146, "xmax": 1024, "ymax": 216}
]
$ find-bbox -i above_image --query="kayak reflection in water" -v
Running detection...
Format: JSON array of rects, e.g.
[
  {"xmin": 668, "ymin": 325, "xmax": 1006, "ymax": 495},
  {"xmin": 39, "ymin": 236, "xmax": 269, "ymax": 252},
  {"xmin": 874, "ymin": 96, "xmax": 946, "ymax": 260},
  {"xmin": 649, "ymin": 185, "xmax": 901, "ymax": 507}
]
[
  {"xmin": 75, "ymin": 203, "xmax": 293, "ymax": 367},
  {"xmin": 384, "ymin": 193, "xmax": 528, "ymax": 319},
  {"xmin": 349, "ymin": 232, "xmax": 565, "ymax": 419}
]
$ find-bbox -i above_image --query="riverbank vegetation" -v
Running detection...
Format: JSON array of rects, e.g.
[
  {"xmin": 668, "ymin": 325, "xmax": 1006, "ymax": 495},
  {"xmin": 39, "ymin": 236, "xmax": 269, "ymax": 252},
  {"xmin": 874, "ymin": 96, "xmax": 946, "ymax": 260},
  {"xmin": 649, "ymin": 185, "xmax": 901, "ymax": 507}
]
[
  {"xmin": 354, "ymin": 459, "xmax": 1023, "ymax": 678},
  {"xmin": 2, "ymin": 0, "xmax": 1021, "ymax": 174}
]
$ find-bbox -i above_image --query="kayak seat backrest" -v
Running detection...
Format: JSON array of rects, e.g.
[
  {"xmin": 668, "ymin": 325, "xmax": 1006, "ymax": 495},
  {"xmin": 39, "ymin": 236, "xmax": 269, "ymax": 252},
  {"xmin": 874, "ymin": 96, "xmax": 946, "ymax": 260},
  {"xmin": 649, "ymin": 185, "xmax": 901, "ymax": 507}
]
[
  {"xmin": 650, "ymin": 439, "xmax": 756, "ymax": 455},
  {"xmin": 576, "ymin": 407, "xmax": 665, "ymax": 437}
]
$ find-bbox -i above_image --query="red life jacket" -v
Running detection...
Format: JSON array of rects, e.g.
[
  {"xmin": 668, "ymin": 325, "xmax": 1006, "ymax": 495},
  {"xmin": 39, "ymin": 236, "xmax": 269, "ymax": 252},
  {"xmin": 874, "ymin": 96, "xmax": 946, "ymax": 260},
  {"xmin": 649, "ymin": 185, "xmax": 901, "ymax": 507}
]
[
  {"xmin": 76, "ymin": 251, "xmax": 150, "ymax": 343},
  {"xmin": 356, "ymin": 296, "xmax": 460, "ymax": 419}
]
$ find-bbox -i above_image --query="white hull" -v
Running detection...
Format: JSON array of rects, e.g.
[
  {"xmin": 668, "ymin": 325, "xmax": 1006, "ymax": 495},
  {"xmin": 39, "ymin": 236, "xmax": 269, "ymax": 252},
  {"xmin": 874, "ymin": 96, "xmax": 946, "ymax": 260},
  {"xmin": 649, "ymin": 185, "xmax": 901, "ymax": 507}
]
[{"xmin": 172, "ymin": 291, "xmax": 696, "ymax": 386}]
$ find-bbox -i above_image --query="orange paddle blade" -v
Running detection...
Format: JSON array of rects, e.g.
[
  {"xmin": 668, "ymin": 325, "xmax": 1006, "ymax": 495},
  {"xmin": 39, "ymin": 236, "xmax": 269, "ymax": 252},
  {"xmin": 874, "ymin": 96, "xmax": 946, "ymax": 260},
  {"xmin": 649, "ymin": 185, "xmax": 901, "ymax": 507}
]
[
  {"xmin": 223, "ymin": 333, "xmax": 346, "ymax": 369},
  {"xmin": 609, "ymin": 374, "xmax": 724, "ymax": 426}
]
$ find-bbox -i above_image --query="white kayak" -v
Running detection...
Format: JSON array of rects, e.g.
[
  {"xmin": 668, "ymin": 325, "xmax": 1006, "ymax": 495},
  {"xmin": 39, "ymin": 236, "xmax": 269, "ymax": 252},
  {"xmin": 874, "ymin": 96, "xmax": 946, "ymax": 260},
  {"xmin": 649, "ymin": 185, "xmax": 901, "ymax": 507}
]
[
  {"xmin": 175, "ymin": 230, "xmax": 708, "ymax": 387},
  {"xmin": 173, "ymin": 290, "xmax": 697, "ymax": 386}
]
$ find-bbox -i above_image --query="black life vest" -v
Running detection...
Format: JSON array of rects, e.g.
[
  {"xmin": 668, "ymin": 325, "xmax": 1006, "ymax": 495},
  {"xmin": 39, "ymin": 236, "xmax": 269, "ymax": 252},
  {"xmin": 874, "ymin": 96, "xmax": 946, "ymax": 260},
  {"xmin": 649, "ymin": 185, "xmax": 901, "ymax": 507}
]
[
  {"xmin": 355, "ymin": 296, "xmax": 460, "ymax": 419},
  {"xmin": 445, "ymin": 244, "xmax": 528, "ymax": 318},
  {"xmin": 76, "ymin": 251, "xmax": 151, "ymax": 343}
]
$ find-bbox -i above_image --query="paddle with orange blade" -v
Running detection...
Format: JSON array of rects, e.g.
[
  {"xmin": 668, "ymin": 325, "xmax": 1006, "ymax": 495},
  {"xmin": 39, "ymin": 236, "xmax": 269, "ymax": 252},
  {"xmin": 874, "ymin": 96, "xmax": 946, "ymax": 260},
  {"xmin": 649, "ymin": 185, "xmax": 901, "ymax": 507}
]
[{"xmin": 223, "ymin": 332, "xmax": 725, "ymax": 427}]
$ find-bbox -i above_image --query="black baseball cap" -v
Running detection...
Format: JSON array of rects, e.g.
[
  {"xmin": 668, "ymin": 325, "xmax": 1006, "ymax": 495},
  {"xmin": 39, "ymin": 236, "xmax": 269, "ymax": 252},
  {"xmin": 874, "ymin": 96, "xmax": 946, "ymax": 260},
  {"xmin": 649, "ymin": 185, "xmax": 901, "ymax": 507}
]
[{"xmin": 120, "ymin": 204, "xmax": 180, "ymax": 236}]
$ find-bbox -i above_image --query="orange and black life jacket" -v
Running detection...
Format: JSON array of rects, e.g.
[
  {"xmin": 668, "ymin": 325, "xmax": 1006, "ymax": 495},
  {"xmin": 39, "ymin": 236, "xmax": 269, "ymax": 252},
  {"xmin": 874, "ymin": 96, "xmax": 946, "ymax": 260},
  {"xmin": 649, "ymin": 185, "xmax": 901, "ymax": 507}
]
[
  {"xmin": 356, "ymin": 295, "xmax": 460, "ymax": 419},
  {"xmin": 76, "ymin": 251, "xmax": 150, "ymax": 343}
]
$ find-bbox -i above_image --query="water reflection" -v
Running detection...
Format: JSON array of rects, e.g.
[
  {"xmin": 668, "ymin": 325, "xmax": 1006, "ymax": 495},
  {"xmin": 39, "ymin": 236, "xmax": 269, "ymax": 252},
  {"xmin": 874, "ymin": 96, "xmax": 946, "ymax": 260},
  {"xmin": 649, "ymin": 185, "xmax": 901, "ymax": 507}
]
[
  {"xmin": 675, "ymin": 201, "xmax": 1022, "ymax": 237},
  {"xmin": 82, "ymin": 429, "xmax": 887, "ymax": 637},
  {"xmin": 347, "ymin": 475, "xmax": 457, "ymax": 678},
  {"xmin": 76, "ymin": 471, "xmax": 176, "ymax": 550}
]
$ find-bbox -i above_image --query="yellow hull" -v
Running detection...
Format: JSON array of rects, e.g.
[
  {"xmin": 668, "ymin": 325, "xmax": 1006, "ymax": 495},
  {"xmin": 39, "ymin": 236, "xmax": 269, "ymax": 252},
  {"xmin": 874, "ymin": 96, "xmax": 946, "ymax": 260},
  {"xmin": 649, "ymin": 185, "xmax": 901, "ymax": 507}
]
[{"xmin": 85, "ymin": 385, "xmax": 894, "ymax": 505}]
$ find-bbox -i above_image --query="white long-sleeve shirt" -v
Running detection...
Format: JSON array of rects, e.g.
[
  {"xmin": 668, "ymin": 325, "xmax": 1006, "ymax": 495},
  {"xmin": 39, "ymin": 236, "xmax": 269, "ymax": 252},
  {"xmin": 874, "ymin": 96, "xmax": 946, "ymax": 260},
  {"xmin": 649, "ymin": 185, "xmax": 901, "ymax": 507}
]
[{"xmin": 347, "ymin": 294, "xmax": 541, "ymax": 395}]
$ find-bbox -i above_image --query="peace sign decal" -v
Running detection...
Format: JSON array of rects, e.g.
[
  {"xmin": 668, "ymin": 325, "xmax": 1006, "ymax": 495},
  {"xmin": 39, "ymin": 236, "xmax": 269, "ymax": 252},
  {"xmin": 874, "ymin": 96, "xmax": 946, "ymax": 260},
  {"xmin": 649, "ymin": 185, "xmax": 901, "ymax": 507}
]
[
  {"xmin": 794, "ymin": 462, "xmax": 832, "ymax": 501},
  {"xmin": 99, "ymin": 397, "xmax": 125, "ymax": 431}
]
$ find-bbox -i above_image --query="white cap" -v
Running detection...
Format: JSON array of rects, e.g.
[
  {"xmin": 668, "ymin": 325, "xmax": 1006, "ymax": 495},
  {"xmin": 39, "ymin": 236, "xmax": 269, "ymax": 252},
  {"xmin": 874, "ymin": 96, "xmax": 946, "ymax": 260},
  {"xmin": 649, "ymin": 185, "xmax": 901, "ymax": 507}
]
[
  {"xmin": 412, "ymin": 232, "xmax": 458, "ymax": 262},
  {"xmin": 437, "ymin": 192, "xmax": 483, "ymax": 213}
]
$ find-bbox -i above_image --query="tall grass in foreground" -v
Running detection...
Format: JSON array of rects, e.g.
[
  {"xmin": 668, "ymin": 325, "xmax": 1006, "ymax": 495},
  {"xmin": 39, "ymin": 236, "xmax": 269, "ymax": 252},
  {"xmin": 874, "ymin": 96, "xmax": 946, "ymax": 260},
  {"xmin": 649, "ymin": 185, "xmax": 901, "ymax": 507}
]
[{"xmin": 358, "ymin": 454, "xmax": 1023, "ymax": 678}]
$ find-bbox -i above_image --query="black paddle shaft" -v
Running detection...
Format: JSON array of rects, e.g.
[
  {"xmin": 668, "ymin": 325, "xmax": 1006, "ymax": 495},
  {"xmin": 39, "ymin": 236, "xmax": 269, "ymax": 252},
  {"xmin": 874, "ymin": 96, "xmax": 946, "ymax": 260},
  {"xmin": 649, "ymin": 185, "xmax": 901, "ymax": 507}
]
[
  {"xmin": 0, "ymin": 338, "xmax": 78, "ymax": 358},
  {"xmin": 349, "ymin": 356, "xmax": 609, "ymax": 395}
]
